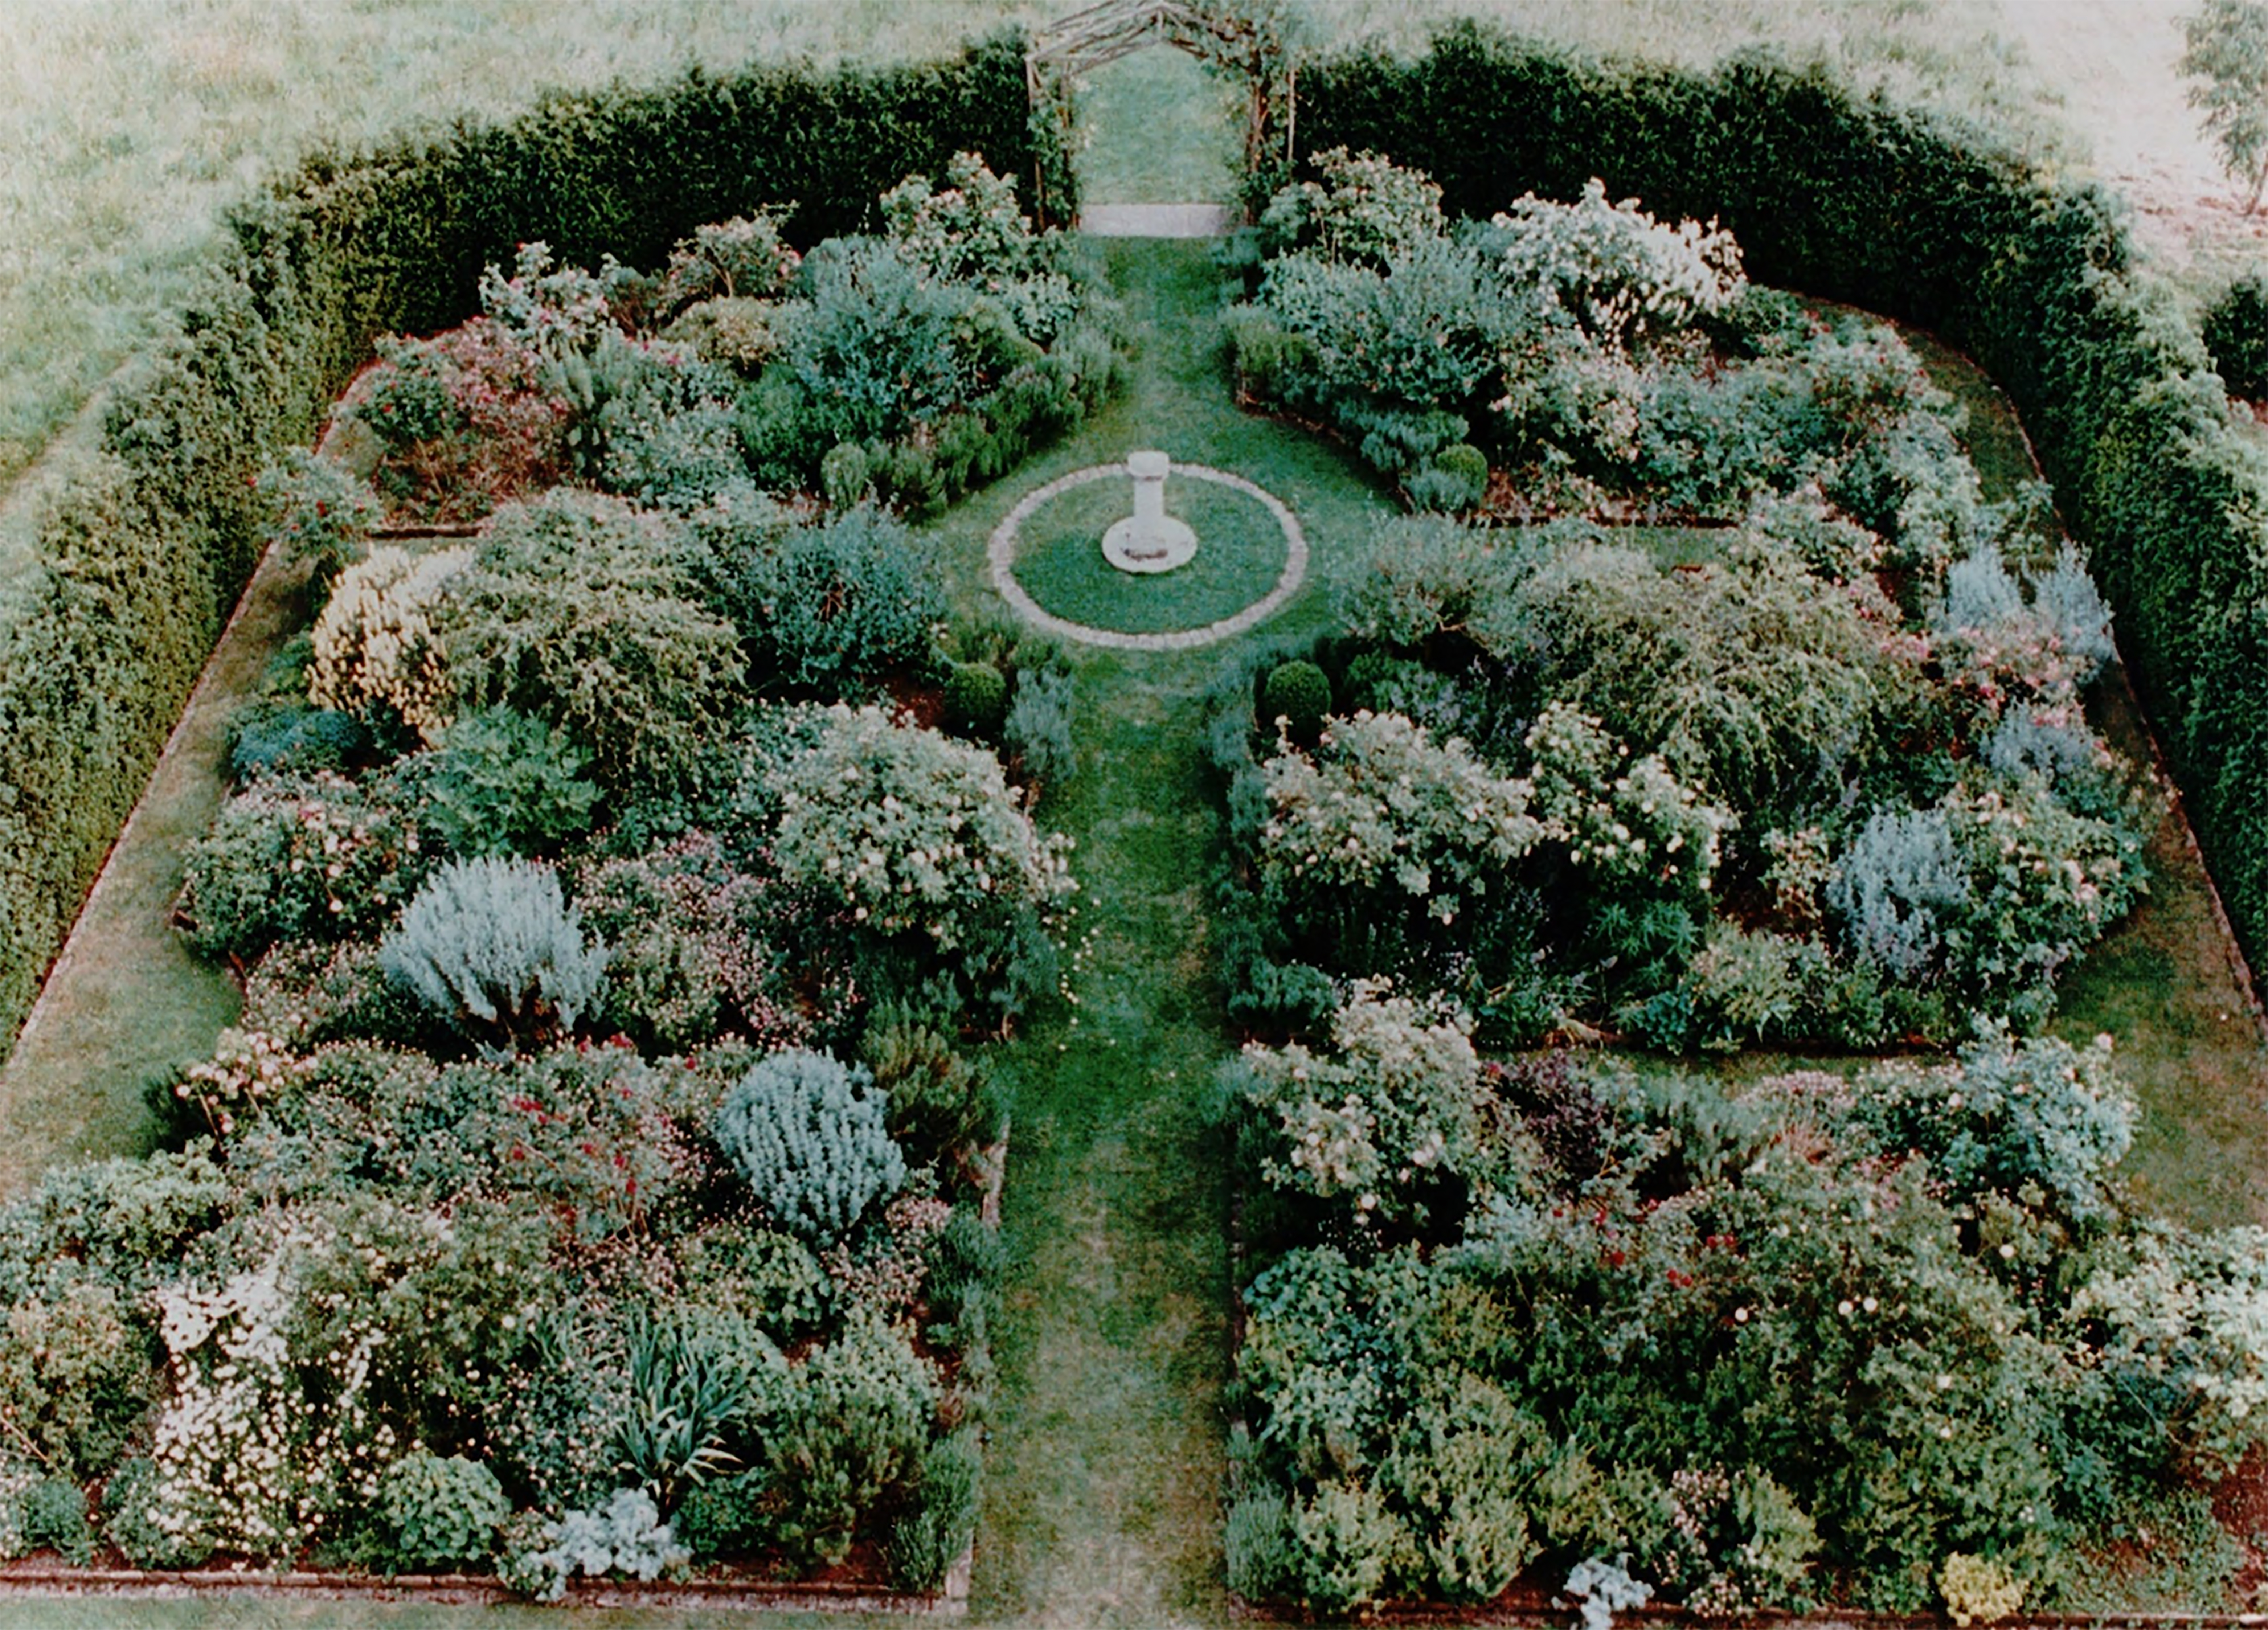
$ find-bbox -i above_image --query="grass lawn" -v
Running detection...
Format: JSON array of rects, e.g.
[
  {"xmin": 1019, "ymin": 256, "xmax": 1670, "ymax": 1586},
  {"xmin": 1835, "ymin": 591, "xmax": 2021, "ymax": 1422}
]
[{"xmin": 1007, "ymin": 475, "xmax": 1290, "ymax": 635}]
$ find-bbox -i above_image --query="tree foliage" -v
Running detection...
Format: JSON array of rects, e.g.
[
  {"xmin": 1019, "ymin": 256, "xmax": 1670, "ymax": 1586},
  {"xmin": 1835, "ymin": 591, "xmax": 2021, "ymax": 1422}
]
[{"xmin": 2182, "ymin": 0, "xmax": 2268, "ymax": 212}]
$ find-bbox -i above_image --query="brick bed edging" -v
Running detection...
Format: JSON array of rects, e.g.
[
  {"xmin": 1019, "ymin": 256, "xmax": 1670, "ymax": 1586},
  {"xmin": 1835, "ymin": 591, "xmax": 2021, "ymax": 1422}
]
[
  {"xmin": 0, "ymin": 1544, "xmax": 971, "ymax": 1614},
  {"xmin": 988, "ymin": 460, "xmax": 1309, "ymax": 651}
]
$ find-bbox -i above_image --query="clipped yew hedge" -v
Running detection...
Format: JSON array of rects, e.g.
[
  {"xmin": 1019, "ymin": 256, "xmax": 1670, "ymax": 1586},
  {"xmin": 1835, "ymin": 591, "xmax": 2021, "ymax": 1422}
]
[
  {"xmin": 0, "ymin": 31, "xmax": 1072, "ymax": 1054},
  {"xmin": 1287, "ymin": 20, "xmax": 2268, "ymax": 975}
]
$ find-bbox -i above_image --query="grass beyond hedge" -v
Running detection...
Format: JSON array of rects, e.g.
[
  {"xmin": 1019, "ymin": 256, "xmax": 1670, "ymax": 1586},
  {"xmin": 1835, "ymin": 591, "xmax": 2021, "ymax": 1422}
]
[{"xmin": 0, "ymin": 0, "xmax": 2042, "ymax": 518}]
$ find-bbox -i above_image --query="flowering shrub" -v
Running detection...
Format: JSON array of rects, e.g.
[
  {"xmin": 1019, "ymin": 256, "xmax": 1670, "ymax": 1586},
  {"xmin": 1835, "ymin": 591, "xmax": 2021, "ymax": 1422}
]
[
  {"xmin": 1259, "ymin": 147, "xmax": 1447, "ymax": 268},
  {"xmin": 1256, "ymin": 709, "xmax": 1539, "ymax": 930},
  {"xmin": 768, "ymin": 705, "xmax": 1075, "ymax": 1015},
  {"xmin": 1491, "ymin": 177, "xmax": 1745, "ymax": 355},
  {"xmin": 337, "ymin": 318, "xmax": 572, "ymax": 522},
  {"xmin": 253, "ymin": 449, "xmax": 380, "ymax": 585},
  {"xmin": 0, "ymin": 1280, "xmax": 152, "ymax": 1480},
  {"xmin": 477, "ymin": 241, "xmax": 614, "ymax": 363},
  {"xmin": 883, "ymin": 151, "xmax": 1053, "ymax": 285},
  {"xmin": 1932, "ymin": 540, "xmax": 2118, "ymax": 715},
  {"xmin": 180, "ymin": 770, "xmax": 429, "ymax": 959},
  {"xmin": 144, "ymin": 1243, "xmax": 393, "ymax": 1564},
  {"xmin": 659, "ymin": 211, "xmax": 802, "ymax": 310},
  {"xmin": 307, "ymin": 546, "xmax": 471, "ymax": 746},
  {"xmin": 1524, "ymin": 701, "xmax": 1728, "ymax": 898},
  {"xmin": 1230, "ymin": 981, "xmax": 1481, "ymax": 1226},
  {"xmin": 577, "ymin": 833, "xmax": 802, "ymax": 1055}
]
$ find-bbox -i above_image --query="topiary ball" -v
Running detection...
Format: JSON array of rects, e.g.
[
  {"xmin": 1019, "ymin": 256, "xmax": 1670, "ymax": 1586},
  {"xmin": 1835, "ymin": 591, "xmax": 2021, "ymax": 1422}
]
[
  {"xmin": 1262, "ymin": 659, "xmax": 1332, "ymax": 738},
  {"xmin": 379, "ymin": 1452, "xmax": 511, "ymax": 1573},
  {"xmin": 1408, "ymin": 442, "xmax": 1489, "ymax": 512},
  {"xmin": 944, "ymin": 660, "xmax": 1009, "ymax": 736}
]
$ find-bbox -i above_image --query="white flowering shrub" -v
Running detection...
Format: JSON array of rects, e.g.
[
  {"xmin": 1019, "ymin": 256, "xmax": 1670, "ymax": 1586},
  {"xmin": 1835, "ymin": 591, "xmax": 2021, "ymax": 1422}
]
[
  {"xmin": 307, "ymin": 545, "xmax": 471, "ymax": 745},
  {"xmin": 2073, "ymin": 1225, "xmax": 2268, "ymax": 1470},
  {"xmin": 144, "ymin": 1244, "xmax": 392, "ymax": 1563},
  {"xmin": 1257, "ymin": 709, "xmax": 1540, "ymax": 926},
  {"xmin": 1493, "ymin": 178, "xmax": 1745, "ymax": 356},
  {"xmin": 1231, "ymin": 981, "xmax": 1481, "ymax": 1225},
  {"xmin": 767, "ymin": 704, "xmax": 1075, "ymax": 1014},
  {"xmin": 1525, "ymin": 702, "xmax": 1728, "ymax": 896},
  {"xmin": 1260, "ymin": 147, "xmax": 1447, "ymax": 268},
  {"xmin": 882, "ymin": 150, "xmax": 1052, "ymax": 285}
]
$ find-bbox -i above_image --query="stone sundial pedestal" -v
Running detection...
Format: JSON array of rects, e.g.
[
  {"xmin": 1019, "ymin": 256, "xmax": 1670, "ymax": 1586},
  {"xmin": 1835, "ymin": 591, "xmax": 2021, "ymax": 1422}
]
[{"xmin": 1101, "ymin": 450, "xmax": 1199, "ymax": 574}]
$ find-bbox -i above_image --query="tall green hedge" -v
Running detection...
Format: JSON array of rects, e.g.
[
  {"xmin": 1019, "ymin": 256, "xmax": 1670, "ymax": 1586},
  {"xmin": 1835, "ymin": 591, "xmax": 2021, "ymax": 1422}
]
[
  {"xmin": 0, "ymin": 32, "xmax": 1070, "ymax": 1056},
  {"xmin": 1287, "ymin": 21, "xmax": 2268, "ymax": 974}
]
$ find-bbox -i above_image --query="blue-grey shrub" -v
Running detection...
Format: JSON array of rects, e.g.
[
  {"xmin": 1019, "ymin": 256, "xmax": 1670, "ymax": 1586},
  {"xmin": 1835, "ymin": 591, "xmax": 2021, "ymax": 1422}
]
[
  {"xmin": 1827, "ymin": 807, "xmax": 1968, "ymax": 982},
  {"xmin": 713, "ymin": 1049, "xmax": 905, "ymax": 1244},
  {"xmin": 381, "ymin": 857, "xmax": 607, "ymax": 1049}
]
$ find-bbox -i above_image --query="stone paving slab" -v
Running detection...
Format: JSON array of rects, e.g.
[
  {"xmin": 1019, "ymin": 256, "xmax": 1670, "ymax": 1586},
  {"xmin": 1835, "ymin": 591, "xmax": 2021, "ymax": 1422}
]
[{"xmin": 1080, "ymin": 202, "xmax": 1236, "ymax": 238}]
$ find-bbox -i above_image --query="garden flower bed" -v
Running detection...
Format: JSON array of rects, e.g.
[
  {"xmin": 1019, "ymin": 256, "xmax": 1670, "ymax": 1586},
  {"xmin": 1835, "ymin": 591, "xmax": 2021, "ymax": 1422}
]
[
  {"xmin": 0, "ymin": 156, "xmax": 1098, "ymax": 1602},
  {"xmin": 1208, "ymin": 150, "xmax": 2268, "ymax": 1618}
]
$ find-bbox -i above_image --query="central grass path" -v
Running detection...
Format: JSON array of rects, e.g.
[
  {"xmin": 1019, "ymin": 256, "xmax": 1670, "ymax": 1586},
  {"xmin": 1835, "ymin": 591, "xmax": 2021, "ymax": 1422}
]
[{"xmin": 927, "ymin": 237, "xmax": 1391, "ymax": 1627}]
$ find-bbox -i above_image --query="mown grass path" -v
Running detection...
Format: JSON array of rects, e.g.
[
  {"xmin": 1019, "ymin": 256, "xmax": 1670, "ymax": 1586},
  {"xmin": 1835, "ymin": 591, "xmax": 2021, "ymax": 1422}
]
[{"xmin": 927, "ymin": 237, "xmax": 1394, "ymax": 1629}]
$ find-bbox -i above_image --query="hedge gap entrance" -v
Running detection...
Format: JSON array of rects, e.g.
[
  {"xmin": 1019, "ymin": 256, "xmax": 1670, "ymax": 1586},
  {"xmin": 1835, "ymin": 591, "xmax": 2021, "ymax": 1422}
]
[{"xmin": 1025, "ymin": 0, "xmax": 1298, "ymax": 223}]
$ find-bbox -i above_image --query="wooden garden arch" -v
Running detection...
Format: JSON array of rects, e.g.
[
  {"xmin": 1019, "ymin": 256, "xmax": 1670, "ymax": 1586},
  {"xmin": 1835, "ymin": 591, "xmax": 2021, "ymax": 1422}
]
[{"xmin": 1024, "ymin": 0, "xmax": 1298, "ymax": 225}]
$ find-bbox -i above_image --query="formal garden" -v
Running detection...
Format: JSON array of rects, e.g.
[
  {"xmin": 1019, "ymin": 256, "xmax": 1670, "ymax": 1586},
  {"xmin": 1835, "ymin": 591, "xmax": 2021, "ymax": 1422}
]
[{"xmin": 9, "ymin": 3, "xmax": 2268, "ymax": 1625}]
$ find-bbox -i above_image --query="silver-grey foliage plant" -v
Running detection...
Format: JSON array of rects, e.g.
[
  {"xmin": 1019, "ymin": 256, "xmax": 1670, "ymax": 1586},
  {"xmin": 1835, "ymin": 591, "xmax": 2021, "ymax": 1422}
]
[
  {"xmin": 1827, "ymin": 807, "xmax": 1969, "ymax": 982},
  {"xmin": 380, "ymin": 856, "xmax": 607, "ymax": 1048},
  {"xmin": 713, "ymin": 1049, "xmax": 906, "ymax": 1244}
]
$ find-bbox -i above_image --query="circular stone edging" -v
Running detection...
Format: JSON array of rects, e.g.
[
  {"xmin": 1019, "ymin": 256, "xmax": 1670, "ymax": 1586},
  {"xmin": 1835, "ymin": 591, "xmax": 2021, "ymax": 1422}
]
[{"xmin": 988, "ymin": 460, "xmax": 1309, "ymax": 651}]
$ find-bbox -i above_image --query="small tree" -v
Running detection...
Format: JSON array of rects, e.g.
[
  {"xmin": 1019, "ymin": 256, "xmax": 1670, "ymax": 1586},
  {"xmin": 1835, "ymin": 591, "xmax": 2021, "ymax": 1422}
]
[{"xmin": 2182, "ymin": 0, "xmax": 2268, "ymax": 213}]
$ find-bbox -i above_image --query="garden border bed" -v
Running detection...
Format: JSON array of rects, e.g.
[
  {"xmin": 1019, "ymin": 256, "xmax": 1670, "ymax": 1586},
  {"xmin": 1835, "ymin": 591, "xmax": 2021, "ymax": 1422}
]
[
  {"xmin": 1283, "ymin": 19, "xmax": 2268, "ymax": 998},
  {"xmin": 0, "ymin": 26, "xmax": 1077, "ymax": 1064}
]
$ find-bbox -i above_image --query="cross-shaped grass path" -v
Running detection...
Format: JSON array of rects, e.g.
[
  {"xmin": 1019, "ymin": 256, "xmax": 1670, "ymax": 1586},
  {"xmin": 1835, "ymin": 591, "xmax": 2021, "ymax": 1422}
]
[{"xmin": 924, "ymin": 236, "xmax": 1395, "ymax": 1627}]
